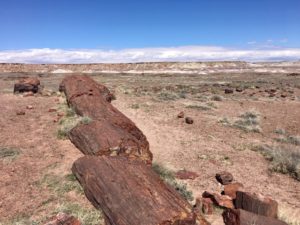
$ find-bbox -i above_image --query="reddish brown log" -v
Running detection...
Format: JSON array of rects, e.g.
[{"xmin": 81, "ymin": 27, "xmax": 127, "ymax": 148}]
[
  {"xmin": 60, "ymin": 75, "xmax": 152, "ymax": 164},
  {"xmin": 222, "ymin": 209, "xmax": 287, "ymax": 225},
  {"xmin": 59, "ymin": 74, "xmax": 114, "ymax": 102},
  {"xmin": 72, "ymin": 156, "xmax": 209, "ymax": 225},
  {"xmin": 69, "ymin": 121, "xmax": 151, "ymax": 162}
]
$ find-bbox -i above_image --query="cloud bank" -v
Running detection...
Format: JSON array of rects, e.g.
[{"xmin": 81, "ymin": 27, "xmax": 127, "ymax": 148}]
[{"xmin": 0, "ymin": 46, "xmax": 299, "ymax": 64}]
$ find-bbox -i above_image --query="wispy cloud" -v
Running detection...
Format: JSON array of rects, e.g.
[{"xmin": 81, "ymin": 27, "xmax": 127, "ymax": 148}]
[{"xmin": 0, "ymin": 46, "xmax": 299, "ymax": 64}]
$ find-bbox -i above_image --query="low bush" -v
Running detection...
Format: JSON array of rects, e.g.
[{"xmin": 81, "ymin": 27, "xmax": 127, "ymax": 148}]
[{"xmin": 252, "ymin": 145, "xmax": 300, "ymax": 181}]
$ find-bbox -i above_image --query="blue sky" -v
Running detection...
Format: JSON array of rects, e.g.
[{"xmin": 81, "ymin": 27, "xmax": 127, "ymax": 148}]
[{"xmin": 0, "ymin": 0, "xmax": 299, "ymax": 62}]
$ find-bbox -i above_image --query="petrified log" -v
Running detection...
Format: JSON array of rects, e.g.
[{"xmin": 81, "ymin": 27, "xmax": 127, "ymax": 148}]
[
  {"xmin": 59, "ymin": 74, "xmax": 115, "ymax": 102},
  {"xmin": 223, "ymin": 183, "xmax": 244, "ymax": 199},
  {"xmin": 69, "ymin": 121, "xmax": 151, "ymax": 162},
  {"xmin": 14, "ymin": 77, "xmax": 40, "ymax": 93},
  {"xmin": 60, "ymin": 75, "xmax": 152, "ymax": 164},
  {"xmin": 222, "ymin": 209, "xmax": 288, "ymax": 225},
  {"xmin": 72, "ymin": 156, "xmax": 209, "ymax": 225},
  {"xmin": 235, "ymin": 191, "xmax": 278, "ymax": 218}
]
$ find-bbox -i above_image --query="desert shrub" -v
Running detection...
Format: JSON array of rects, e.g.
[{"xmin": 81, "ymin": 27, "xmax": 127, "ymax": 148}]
[
  {"xmin": 219, "ymin": 111, "xmax": 261, "ymax": 133},
  {"xmin": 131, "ymin": 103, "xmax": 140, "ymax": 109},
  {"xmin": 157, "ymin": 91, "xmax": 179, "ymax": 101},
  {"xmin": 0, "ymin": 147, "xmax": 20, "ymax": 161},
  {"xmin": 253, "ymin": 145, "xmax": 300, "ymax": 181},
  {"xmin": 80, "ymin": 116, "xmax": 93, "ymax": 125},
  {"xmin": 185, "ymin": 103, "xmax": 211, "ymax": 111},
  {"xmin": 206, "ymin": 102, "xmax": 218, "ymax": 109},
  {"xmin": 65, "ymin": 107, "xmax": 76, "ymax": 117},
  {"xmin": 274, "ymin": 128, "xmax": 286, "ymax": 135},
  {"xmin": 233, "ymin": 111, "xmax": 261, "ymax": 133},
  {"xmin": 211, "ymin": 95, "xmax": 223, "ymax": 101},
  {"xmin": 275, "ymin": 135, "xmax": 300, "ymax": 146},
  {"xmin": 152, "ymin": 163, "xmax": 194, "ymax": 201}
]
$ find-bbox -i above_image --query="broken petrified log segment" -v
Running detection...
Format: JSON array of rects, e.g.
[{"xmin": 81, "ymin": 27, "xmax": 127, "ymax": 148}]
[
  {"xmin": 72, "ymin": 156, "xmax": 209, "ymax": 225},
  {"xmin": 14, "ymin": 77, "xmax": 40, "ymax": 93},
  {"xmin": 222, "ymin": 209, "xmax": 288, "ymax": 225},
  {"xmin": 202, "ymin": 191, "xmax": 234, "ymax": 209},
  {"xmin": 235, "ymin": 191, "xmax": 278, "ymax": 218},
  {"xmin": 69, "ymin": 121, "xmax": 151, "ymax": 162},
  {"xmin": 223, "ymin": 183, "xmax": 244, "ymax": 199},
  {"xmin": 59, "ymin": 74, "xmax": 115, "ymax": 102},
  {"xmin": 60, "ymin": 75, "xmax": 152, "ymax": 164}
]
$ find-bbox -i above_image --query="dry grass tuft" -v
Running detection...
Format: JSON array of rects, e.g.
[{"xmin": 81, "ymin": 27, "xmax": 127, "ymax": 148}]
[
  {"xmin": 220, "ymin": 111, "xmax": 261, "ymax": 133},
  {"xmin": 152, "ymin": 163, "xmax": 194, "ymax": 201},
  {"xmin": 252, "ymin": 145, "xmax": 300, "ymax": 181},
  {"xmin": 0, "ymin": 147, "xmax": 21, "ymax": 161}
]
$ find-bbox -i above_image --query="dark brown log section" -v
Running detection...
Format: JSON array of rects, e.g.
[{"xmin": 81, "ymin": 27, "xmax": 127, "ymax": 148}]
[
  {"xmin": 72, "ymin": 156, "xmax": 209, "ymax": 225},
  {"xmin": 60, "ymin": 75, "xmax": 152, "ymax": 164},
  {"xmin": 235, "ymin": 191, "xmax": 278, "ymax": 218},
  {"xmin": 222, "ymin": 209, "xmax": 288, "ymax": 225}
]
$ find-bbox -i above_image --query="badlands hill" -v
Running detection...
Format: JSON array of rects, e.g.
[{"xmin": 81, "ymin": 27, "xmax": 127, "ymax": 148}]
[{"xmin": 0, "ymin": 61, "xmax": 300, "ymax": 74}]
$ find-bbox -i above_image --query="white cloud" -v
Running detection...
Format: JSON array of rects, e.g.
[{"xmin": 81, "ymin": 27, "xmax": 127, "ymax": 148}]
[{"xmin": 0, "ymin": 46, "xmax": 299, "ymax": 64}]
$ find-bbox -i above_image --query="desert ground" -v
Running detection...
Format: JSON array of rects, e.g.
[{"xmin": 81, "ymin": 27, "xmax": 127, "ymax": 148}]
[{"xmin": 0, "ymin": 66, "xmax": 300, "ymax": 224}]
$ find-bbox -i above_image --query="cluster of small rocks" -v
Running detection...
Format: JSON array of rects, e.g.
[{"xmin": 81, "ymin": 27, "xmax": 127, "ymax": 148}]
[
  {"xmin": 194, "ymin": 171, "xmax": 288, "ymax": 225},
  {"xmin": 177, "ymin": 111, "xmax": 194, "ymax": 124}
]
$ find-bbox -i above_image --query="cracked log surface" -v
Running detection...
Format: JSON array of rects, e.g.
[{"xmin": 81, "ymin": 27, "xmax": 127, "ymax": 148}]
[{"xmin": 72, "ymin": 156, "xmax": 209, "ymax": 225}]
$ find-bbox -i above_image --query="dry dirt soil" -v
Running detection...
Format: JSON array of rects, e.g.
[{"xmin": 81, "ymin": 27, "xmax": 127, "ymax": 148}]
[{"xmin": 0, "ymin": 72, "xmax": 300, "ymax": 225}]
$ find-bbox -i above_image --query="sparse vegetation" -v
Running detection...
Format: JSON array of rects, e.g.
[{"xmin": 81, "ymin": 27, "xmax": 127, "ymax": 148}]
[
  {"xmin": 211, "ymin": 95, "xmax": 223, "ymax": 101},
  {"xmin": 274, "ymin": 128, "xmax": 286, "ymax": 135},
  {"xmin": 57, "ymin": 99, "xmax": 92, "ymax": 139},
  {"xmin": 275, "ymin": 135, "xmax": 300, "ymax": 146},
  {"xmin": 56, "ymin": 202, "xmax": 101, "ymax": 225},
  {"xmin": 80, "ymin": 116, "xmax": 93, "ymax": 125},
  {"xmin": 220, "ymin": 111, "xmax": 261, "ymax": 133},
  {"xmin": 0, "ymin": 147, "xmax": 20, "ymax": 161},
  {"xmin": 157, "ymin": 91, "xmax": 179, "ymax": 101},
  {"xmin": 131, "ymin": 103, "xmax": 140, "ymax": 109},
  {"xmin": 39, "ymin": 173, "xmax": 84, "ymax": 195},
  {"xmin": 186, "ymin": 104, "xmax": 211, "ymax": 111},
  {"xmin": 252, "ymin": 145, "xmax": 300, "ymax": 181},
  {"xmin": 152, "ymin": 163, "xmax": 194, "ymax": 201}
]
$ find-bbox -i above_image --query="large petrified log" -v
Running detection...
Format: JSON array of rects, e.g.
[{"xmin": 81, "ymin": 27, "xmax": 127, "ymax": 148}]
[
  {"xmin": 222, "ymin": 209, "xmax": 288, "ymax": 225},
  {"xmin": 60, "ymin": 75, "xmax": 152, "ymax": 164},
  {"xmin": 72, "ymin": 156, "xmax": 209, "ymax": 225}
]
